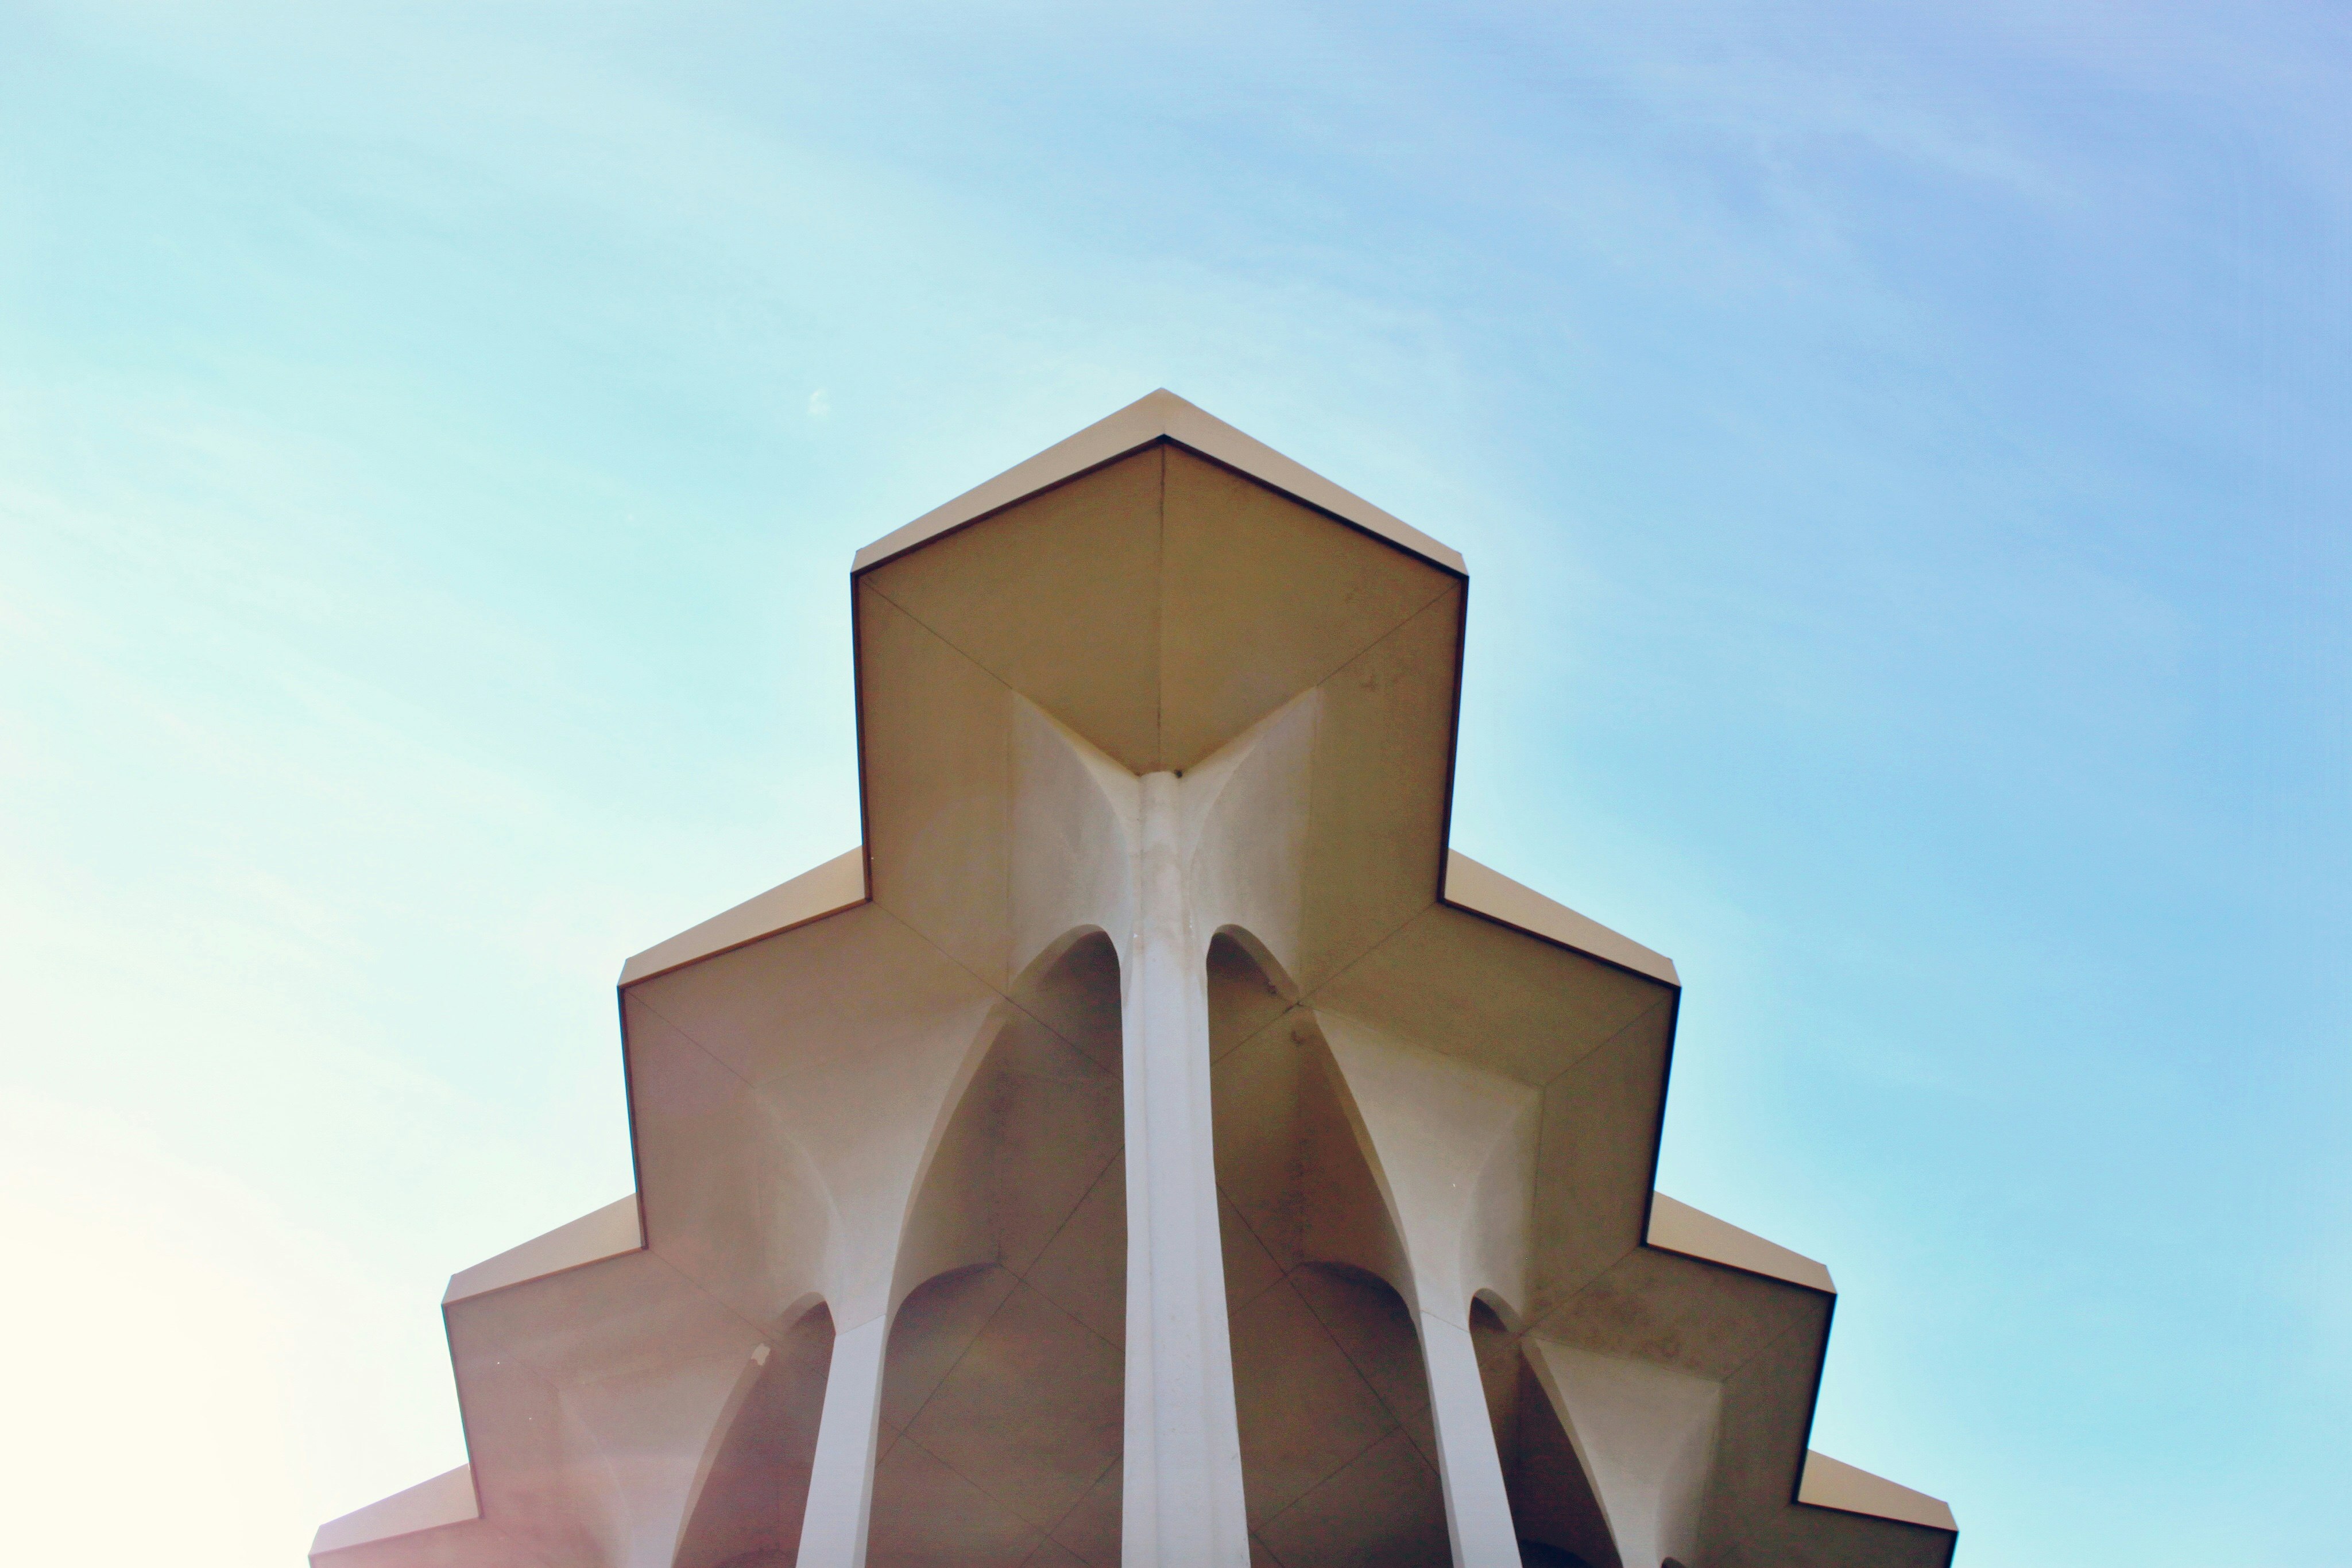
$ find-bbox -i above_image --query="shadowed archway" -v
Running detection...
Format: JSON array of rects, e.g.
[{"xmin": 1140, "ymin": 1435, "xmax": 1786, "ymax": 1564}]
[
  {"xmin": 672, "ymin": 1304, "xmax": 834, "ymax": 1568},
  {"xmin": 866, "ymin": 930, "xmax": 1127, "ymax": 1565},
  {"xmin": 1208, "ymin": 930, "xmax": 1450, "ymax": 1566}
]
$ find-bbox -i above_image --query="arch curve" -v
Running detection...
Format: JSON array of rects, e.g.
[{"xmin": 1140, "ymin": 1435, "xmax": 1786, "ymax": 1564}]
[
  {"xmin": 1472, "ymin": 1286, "xmax": 1527, "ymax": 1338},
  {"xmin": 670, "ymin": 1302, "xmax": 835, "ymax": 1568},
  {"xmin": 1212, "ymin": 922, "xmax": 1298, "ymax": 1004},
  {"xmin": 863, "ymin": 922, "xmax": 1128, "ymax": 1562}
]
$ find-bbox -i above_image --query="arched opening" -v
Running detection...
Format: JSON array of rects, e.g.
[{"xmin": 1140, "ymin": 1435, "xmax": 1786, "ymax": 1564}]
[
  {"xmin": 672, "ymin": 1304, "xmax": 835, "ymax": 1568},
  {"xmin": 1500, "ymin": 1346, "xmax": 1619, "ymax": 1568},
  {"xmin": 1208, "ymin": 932, "xmax": 1449, "ymax": 1567},
  {"xmin": 866, "ymin": 930, "xmax": 1126, "ymax": 1565},
  {"xmin": 1209, "ymin": 924, "xmax": 1297, "ymax": 1013},
  {"xmin": 1455, "ymin": 1295, "xmax": 1618, "ymax": 1568}
]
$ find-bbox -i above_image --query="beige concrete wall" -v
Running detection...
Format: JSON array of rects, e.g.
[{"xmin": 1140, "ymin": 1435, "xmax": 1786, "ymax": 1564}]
[{"xmin": 311, "ymin": 394, "xmax": 1953, "ymax": 1568}]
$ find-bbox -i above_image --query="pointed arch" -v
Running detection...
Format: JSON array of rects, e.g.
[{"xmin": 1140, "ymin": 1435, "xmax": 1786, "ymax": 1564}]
[
  {"xmin": 1211, "ymin": 923, "xmax": 1298, "ymax": 1006},
  {"xmin": 1501, "ymin": 1347, "xmax": 1621, "ymax": 1568},
  {"xmin": 864, "ymin": 924, "xmax": 1129, "ymax": 1563},
  {"xmin": 1205, "ymin": 944, "xmax": 1446, "ymax": 1562},
  {"xmin": 671, "ymin": 1302, "xmax": 834, "ymax": 1568}
]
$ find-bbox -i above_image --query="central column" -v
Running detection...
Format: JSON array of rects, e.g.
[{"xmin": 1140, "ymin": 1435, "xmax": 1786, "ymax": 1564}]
[
  {"xmin": 1121, "ymin": 770, "xmax": 1251, "ymax": 1567},
  {"xmin": 794, "ymin": 1314, "xmax": 889, "ymax": 1568}
]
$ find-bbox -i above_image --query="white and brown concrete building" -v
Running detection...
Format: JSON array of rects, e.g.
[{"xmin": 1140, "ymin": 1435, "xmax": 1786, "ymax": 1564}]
[{"xmin": 311, "ymin": 392, "xmax": 1958, "ymax": 1568}]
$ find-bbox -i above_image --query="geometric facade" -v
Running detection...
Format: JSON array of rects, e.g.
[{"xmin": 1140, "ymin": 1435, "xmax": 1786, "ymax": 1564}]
[{"xmin": 312, "ymin": 392, "xmax": 1958, "ymax": 1568}]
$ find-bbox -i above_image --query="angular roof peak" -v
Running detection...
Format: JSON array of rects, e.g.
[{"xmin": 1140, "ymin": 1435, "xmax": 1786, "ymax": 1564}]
[{"xmin": 853, "ymin": 389, "xmax": 1465, "ymax": 575}]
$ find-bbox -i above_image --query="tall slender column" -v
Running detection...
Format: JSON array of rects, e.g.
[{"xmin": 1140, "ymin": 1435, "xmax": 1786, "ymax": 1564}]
[
  {"xmin": 1121, "ymin": 771, "xmax": 1251, "ymax": 1567},
  {"xmin": 794, "ymin": 1313, "xmax": 890, "ymax": 1568},
  {"xmin": 1417, "ymin": 1313, "xmax": 1525, "ymax": 1568}
]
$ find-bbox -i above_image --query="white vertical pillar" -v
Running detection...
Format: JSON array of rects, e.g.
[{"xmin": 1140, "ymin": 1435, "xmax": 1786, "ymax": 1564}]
[
  {"xmin": 1121, "ymin": 770, "xmax": 1252, "ymax": 1568},
  {"xmin": 1417, "ymin": 1313, "xmax": 1524, "ymax": 1567},
  {"xmin": 794, "ymin": 1313, "xmax": 890, "ymax": 1568}
]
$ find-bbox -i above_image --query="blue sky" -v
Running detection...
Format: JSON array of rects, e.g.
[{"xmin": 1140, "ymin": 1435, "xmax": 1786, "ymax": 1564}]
[{"xmin": 1, "ymin": 2, "xmax": 2345, "ymax": 1562}]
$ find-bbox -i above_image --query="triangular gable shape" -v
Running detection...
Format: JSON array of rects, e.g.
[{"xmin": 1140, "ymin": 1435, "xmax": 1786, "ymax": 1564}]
[
  {"xmin": 852, "ymin": 388, "xmax": 1465, "ymax": 575},
  {"xmin": 856, "ymin": 411, "xmax": 1465, "ymax": 773}
]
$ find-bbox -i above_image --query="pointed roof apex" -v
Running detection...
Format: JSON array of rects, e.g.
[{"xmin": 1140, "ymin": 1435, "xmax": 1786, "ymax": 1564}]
[{"xmin": 853, "ymin": 389, "xmax": 1465, "ymax": 575}]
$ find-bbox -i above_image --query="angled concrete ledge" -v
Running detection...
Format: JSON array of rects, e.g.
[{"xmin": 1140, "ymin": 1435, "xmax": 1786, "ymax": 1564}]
[
  {"xmin": 311, "ymin": 1465, "xmax": 477, "ymax": 1556},
  {"xmin": 316, "ymin": 393, "xmax": 1953, "ymax": 1568},
  {"xmin": 618, "ymin": 846, "xmax": 866, "ymax": 986},
  {"xmin": 1801, "ymin": 1450, "xmax": 1959, "ymax": 1532},
  {"xmin": 1442, "ymin": 849, "xmax": 1679, "ymax": 985},
  {"xmin": 852, "ymin": 389, "xmax": 1466, "ymax": 576},
  {"xmin": 1645, "ymin": 1191, "xmax": 1836, "ymax": 1294},
  {"xmin": 442, "ymin": 1194, "xmax": 643, "ymax": 1304}
]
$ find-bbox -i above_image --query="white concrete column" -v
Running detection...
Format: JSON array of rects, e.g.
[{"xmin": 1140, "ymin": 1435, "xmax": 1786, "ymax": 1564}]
[
  {"xmin": 1417, "ymin": 1313, "xmax": 1524, "ymax": 1568},
  {"xmin": 1121, "ymin": 770, "xmax": 1251, "ymax": 1568},
  {"xmin": 794, "ymin": 1313, "xmax": 891, "ymax": 1568}
]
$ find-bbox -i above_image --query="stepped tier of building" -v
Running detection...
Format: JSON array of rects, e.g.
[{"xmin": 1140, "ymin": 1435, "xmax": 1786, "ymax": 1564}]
[{"xmin": 313, "ymin": 392, "xmax": 1957, "ymax": 1568}]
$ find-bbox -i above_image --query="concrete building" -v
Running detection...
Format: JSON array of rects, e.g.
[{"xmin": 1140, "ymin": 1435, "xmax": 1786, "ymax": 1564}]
[{"xmin": 311, "ymin": 392, "xmax": 1957, "ymax": 1568}]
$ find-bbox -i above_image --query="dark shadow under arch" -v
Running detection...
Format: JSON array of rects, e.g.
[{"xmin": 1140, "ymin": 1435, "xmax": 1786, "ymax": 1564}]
[
  {"xmin": 866, "ymin": 928, "xmax": 1127, "ymax": 1565},
  {"xmin": 671, "ymin": 1303, "xmax": 834, "ymax": 1568},
  {"xmin": 1499, "ymin": 1347, "xmax": 1620, "ymax": 1568},
  {"xmin": 1211, "ymin": 924, "xmax": 1298, "ymax": 1007},
  {"xmin": 1209, "ymin": 936, "xmax": 1447, "ymax": 1565},
  {"xmin": 1012, "ymin": 927, "xmax": 1124, "ymax": 1077},
  {"xmin": 1518, "ymin": 1544, "xmax": 1599, "ymax": 1568}
]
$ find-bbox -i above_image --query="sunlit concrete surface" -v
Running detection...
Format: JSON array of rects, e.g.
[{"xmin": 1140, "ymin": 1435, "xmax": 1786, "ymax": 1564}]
[{"xmin": 313, "ymin": 392, "xmax": 1956, "ymax": 1568}]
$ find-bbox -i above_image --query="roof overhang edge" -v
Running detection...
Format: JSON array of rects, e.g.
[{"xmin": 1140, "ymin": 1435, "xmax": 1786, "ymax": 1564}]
[{"xmin": 850, "ymin": 389, "xmax": 1466, "ymax": 576}]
